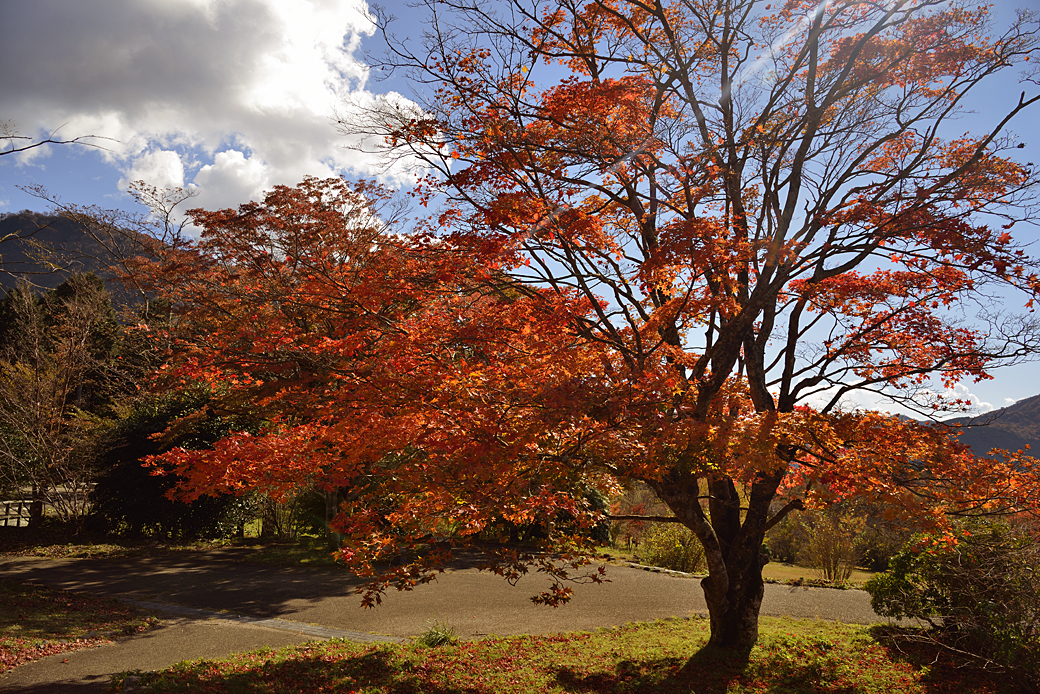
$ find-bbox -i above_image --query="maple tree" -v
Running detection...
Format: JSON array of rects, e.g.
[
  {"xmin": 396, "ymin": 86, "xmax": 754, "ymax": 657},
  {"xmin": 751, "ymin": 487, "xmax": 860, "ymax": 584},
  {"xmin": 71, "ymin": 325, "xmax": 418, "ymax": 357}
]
[
  {"xmin": 132, "ymin": 0, "xmax": 1040, "ymax": 652},
  {"xmin": 344, "ymin": 0, "xmax": 1040, "ymax": 648},
  {"xmin": 126, "ymin": 176, "xmax": 611, "ymax": 593}
]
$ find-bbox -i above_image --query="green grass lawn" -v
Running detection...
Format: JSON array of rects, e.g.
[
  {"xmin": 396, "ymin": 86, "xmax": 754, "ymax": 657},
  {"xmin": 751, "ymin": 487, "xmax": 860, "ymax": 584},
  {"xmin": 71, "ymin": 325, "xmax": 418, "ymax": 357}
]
[
  {"xmin": 760, "ymin": 562, "xmax": 876, "ymax": 587},
  {"xmin": 0, "ymin": 580, "xmax": 158, "ymax": 674},
  {"xmin": 109, "ymin": 617, "xmax": 1012, "ymax": 694},
  {"xmin": 601, "ymin": 544, "xmax": 875, "ymax": 587}
]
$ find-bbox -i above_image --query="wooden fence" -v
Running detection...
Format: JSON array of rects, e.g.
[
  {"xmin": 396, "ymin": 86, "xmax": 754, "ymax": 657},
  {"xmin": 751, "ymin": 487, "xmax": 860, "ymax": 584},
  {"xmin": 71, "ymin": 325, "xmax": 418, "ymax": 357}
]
[{"xmin": 1, "ymin": 500, "xmax": 30, "ymax": 527}]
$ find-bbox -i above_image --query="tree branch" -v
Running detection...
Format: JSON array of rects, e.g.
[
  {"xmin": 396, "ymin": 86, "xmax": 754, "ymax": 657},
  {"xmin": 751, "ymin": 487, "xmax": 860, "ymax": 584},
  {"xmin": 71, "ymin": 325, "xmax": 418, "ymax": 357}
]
[{"xmin": 764, "ymin": 498, "xmax": 805, "ymax": 533}]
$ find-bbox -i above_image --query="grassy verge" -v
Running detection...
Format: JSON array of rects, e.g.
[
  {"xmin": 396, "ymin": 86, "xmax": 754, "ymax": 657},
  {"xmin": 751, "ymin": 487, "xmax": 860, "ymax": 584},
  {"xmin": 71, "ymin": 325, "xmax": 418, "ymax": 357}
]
[
  {"xmin": 109, "ymin": 616, "xmax": 1010, "ymax": 694},
  {"xmin": 760, "ymin": 562, "xmax": 876, "ymax": 588},
  {"xmin": 0, "ymin": 580, "xmax": 158, "ymax": 674}
]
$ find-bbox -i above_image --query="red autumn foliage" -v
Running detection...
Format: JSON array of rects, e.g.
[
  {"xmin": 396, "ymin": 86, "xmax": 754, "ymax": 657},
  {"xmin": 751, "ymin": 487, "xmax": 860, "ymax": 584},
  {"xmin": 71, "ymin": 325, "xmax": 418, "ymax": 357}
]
[{"xmin": 132, "ymin": 0, "xmax": 1040, "ymax": 650}]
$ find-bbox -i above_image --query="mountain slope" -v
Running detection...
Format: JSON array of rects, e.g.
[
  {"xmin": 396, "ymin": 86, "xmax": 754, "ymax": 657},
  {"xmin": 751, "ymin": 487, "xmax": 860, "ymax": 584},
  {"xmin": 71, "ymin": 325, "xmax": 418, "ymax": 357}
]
[
  {"xmin": 944, "ymin": 394, "xmax": 1040, "ymax": 457},
  {"xmin": 0, "ymin": 211, "xmax": 137, "ymax": 292}
]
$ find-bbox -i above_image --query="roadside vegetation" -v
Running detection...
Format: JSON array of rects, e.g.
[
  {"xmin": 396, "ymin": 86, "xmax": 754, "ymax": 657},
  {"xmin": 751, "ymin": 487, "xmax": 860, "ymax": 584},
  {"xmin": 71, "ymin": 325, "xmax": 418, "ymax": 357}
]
[
  {"xmin": 0, "ymin": 579, "xmax": 157, "ymax": 674},
  {"xmin": 109, "ymin": 616, "xmax": 1017, "ymax": 694}
]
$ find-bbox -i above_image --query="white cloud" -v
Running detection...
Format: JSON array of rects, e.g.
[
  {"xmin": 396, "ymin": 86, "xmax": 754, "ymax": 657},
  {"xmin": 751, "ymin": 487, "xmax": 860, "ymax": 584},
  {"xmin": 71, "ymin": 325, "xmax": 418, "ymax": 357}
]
[
  {"xmin": 120, "ymin": 149, "xmax": 186, "ymax": 191},
  {"xmin": 798, "ymin": 380, "xmax": 995, "ymax": 419},
  {"xmin": 933, "ymin": 383, "xmax": 994, "ymax": 415},
  {"xmin": 193, "ymin": 150, "xmax": 271, "ymax": 208},
  {"xmin": 0, "ymin": 0, "xmax": 417, "ymax": 213}
]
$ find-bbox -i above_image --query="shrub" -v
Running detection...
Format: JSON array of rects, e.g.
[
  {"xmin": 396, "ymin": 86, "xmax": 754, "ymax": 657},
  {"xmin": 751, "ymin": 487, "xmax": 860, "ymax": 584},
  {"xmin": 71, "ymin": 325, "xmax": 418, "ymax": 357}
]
[
  {"xmin": 765, "ymin": 512, "xmax": 806, "ymax": 564},
  {"xmin": 607, "ymin": 482, "xmax": 671, "ymax": 548},
  {"xmin": 639, "ymin": 522, "xmax": 705, "ymax": 573},
  {"xmin": 854, "ymin": 520, "xmax": 911, "ymax": 572},
  {"xmin": 866, "ymin": 521, "xmax": 1040, "ymax": 693},
  {"xmin": 88, "ymin": 392, "xmax": 257, "ymax": 540},
  {"xmin": 799, "ymin": 509, "xmax": 864, "ymax": 582}
]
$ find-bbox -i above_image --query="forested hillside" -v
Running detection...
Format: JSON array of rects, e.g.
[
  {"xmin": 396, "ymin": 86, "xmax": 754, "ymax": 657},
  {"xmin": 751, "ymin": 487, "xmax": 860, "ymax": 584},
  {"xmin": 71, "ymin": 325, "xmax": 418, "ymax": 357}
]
[
  {"xmin": 946, "ymin": 394, "xmax": 1040, "ymax": 457},
  {"xmin": 0, "ymin": 212, "xmax": 118, "ymax": 290}
]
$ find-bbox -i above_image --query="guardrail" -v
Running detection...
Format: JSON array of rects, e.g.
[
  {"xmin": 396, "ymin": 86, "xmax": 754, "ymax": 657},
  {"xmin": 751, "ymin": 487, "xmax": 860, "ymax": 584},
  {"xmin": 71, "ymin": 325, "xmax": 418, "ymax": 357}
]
[{"xmin": 1, "ymin": 500, "xmax": 30, "ymax": 527}]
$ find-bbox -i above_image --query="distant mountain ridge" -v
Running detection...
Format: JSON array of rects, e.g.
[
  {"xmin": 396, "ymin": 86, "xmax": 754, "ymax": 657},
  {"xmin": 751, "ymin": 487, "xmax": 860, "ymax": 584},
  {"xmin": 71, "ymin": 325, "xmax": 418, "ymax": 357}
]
[
  {"xmin": 943, "ymin": 393, "xmax": 1040, "ymax": 457},
  {"xmin": 0, "ymin": 211, "xmax": 133, "ymax": 292}
]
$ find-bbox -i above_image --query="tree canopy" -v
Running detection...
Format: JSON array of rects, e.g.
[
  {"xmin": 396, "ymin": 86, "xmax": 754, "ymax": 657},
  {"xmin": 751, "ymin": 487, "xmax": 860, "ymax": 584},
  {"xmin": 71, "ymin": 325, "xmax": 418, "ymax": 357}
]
[{"xmin": 134, "ymin": 0, "xmax": 1040, "ymax": 650}]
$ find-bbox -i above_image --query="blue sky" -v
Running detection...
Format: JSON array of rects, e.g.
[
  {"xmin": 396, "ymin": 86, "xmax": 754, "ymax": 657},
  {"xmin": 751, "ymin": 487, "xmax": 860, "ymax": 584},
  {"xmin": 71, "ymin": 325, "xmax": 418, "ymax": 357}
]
[
  {"xmin": 2, "ymin": 0, "xmax": 1040, "ymax": 415},
  {"xmin": 0, "ymin": 0, "xmax": 424, "ymax": 214}
]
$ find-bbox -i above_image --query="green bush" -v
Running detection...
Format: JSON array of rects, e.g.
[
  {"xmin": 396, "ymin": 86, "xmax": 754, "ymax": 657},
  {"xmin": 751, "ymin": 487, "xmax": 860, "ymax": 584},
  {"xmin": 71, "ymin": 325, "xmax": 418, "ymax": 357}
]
[
  {"xmin": 854, "ymin": 521, "xmax": 911, "ymax": 572},
  {"xmin": 866, "ymin": 522, "xmax": 1040, "ymax": 693},
  {"xmin": 765, "ymin": 512, "xmax": 805, "ymax": 564},
  {"xmin": 88, "ymin": 392, "xmax": 258, "ymax": 540},
  {"xmin": 639, "ymin": 522, "xmax": 705, "ymax": 573}
]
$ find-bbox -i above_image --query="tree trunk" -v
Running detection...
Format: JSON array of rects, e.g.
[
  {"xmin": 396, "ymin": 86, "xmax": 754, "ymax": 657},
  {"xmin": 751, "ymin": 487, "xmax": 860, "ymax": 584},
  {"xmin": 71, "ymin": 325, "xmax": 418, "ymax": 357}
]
[
  {"xmin": 260, "ymin": 496, "xmax": 276, "ymax": 539},
  {"xmin": 28, "ymin": 484, "xmax": 44, "ymax": 529},
  {"xmin": 325, "ymin": 488, "xmax": 343, "ymax": 552},
  {"xmin": 701, "ymin": 535, "xmax": 770, "ymax": 650},
  {"xmin": 654, "ymin": 467, "xmax": 782, "ymax": 651}
]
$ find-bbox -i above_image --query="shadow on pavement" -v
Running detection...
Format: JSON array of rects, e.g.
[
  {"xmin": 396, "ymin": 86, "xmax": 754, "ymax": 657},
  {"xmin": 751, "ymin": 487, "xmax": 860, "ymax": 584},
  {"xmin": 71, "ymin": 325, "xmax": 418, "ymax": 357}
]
[
  {"xmin": 1, "ymin": 677, "xmax": 112, "ymax": 694},
  {"xmin": 0, "ymin": 547, "xmax": 514, "ymax": 623},
  {"xmin": 1, "ymin": 552, "xmax": 367, "ymax": 619}
]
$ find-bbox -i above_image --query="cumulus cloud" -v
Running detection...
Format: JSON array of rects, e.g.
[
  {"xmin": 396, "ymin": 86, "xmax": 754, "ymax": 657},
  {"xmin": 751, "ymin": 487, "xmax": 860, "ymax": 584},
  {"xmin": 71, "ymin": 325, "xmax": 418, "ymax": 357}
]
[
  {"xmin": 0, "ymin": 0, "xmax": 415, "ymax": 212},
  {"xmin": 931, "ymin": 383, "xmax": 995, "ymax": 415},
  {"xmin": 120, "ymin": 149, "xmax": 186, "ymax": 191},
  {"xmin": 797, "ymin": 380, "xmax": 995, "ymax": 419}
]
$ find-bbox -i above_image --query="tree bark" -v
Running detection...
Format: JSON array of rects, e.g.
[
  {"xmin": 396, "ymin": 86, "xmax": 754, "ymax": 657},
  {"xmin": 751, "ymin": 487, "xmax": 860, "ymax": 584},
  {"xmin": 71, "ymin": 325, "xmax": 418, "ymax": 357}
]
[
  {"xmin": 655, "ymin": 467, "xmax": 781, "ymax": 651},
  {"xmin": 325, "ymin": 487, "xmax": 344, "ymax": 552},
  {"xmin": 701, "ymin": 533, "xmax": 770, "ymax": 650}
]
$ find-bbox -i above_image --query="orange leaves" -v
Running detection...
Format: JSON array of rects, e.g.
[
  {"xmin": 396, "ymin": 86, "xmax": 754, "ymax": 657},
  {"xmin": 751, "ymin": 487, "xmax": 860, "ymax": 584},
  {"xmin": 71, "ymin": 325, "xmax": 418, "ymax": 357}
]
[
  {"xmin": 536, "ymin": 77, "xmax": 656, "ymax": 152},
  {"xmin": 776, "ymin": 409, "xmax": 1040, "ymax": 522},
  {"xmin": 133, "ymin": 0, "xmax": 1040, "ymax": 613},
  {"xmin": 819, "ymin": 2, "xmax": 989, "ymax": 91}
]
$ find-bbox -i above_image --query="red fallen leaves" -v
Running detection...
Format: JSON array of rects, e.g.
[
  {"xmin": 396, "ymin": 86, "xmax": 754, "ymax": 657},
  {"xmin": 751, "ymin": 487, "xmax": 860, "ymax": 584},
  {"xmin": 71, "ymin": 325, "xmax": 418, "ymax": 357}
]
[
  {"xmin": 110, "ymin": 619, "xmax": 1013, "ymax": 694},
  {"xmin": 0, "ymin": 636, "xmax": 100, "ymax": 674},
  {"xmin": 0, "ymin": 580, "xmax": 155, "ymax": 674}
]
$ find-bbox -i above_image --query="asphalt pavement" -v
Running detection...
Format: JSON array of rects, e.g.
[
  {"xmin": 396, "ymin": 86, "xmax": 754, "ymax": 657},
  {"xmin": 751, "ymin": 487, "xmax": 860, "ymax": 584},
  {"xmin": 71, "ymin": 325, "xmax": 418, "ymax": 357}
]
[{"xmin": 0, "ymin": 550, "xmax": 886, "ymax": 693}]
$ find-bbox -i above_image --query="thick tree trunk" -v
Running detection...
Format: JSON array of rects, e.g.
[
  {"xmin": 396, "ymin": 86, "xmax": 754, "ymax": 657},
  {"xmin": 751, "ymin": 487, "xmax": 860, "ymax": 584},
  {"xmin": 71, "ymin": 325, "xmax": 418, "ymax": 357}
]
[
  {"xmin": 701, "ymin": 535, "xmax": 769, "ymax": 650},
  {"xmin": 654, "ymin": 466, "xmax": 783, "ymax": 651}
]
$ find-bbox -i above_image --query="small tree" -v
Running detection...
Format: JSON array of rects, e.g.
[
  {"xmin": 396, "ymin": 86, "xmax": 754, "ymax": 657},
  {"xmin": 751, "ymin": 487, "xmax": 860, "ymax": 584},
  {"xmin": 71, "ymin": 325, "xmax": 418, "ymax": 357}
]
[{"xmin": 799, "ymin": 509, "xmax": 865, "ymax": 583}]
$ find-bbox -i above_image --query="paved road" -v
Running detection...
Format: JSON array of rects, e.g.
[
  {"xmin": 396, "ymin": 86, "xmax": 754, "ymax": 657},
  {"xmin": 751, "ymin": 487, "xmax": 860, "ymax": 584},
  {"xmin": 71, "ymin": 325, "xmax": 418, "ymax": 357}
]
[{"xmin": 0, "ymin": 551, "xmax": 885, "ymax": 693}]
